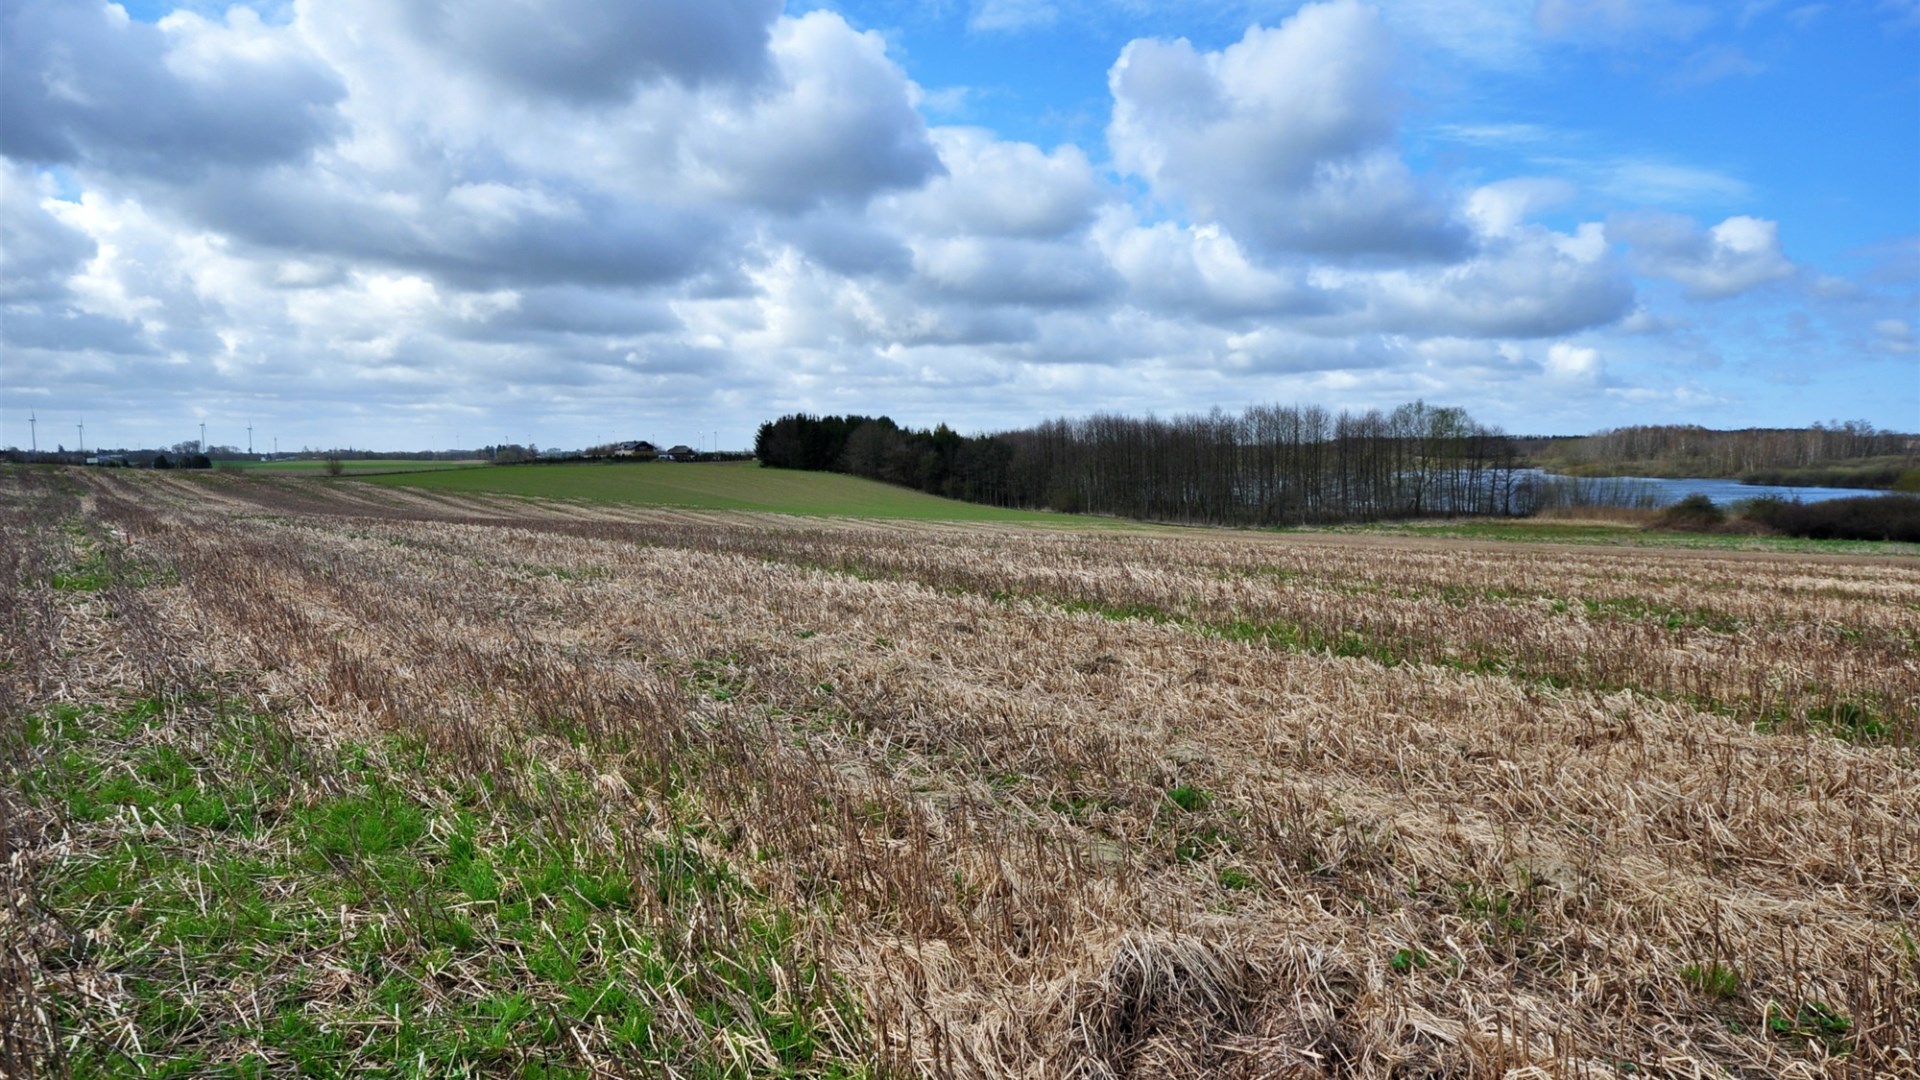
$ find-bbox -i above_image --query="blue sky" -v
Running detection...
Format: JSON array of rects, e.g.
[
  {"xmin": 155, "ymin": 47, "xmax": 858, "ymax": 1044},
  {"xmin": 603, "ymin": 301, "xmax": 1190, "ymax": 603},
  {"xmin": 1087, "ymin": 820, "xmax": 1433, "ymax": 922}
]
[{"xmin": 2, "ymin": 0, "xmax": 1915, "ymax": 453}]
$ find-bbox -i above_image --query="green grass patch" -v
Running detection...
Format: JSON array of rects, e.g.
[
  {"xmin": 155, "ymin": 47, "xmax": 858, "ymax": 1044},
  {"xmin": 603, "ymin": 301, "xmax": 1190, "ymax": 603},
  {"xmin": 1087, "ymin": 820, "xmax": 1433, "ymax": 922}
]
[
  {"xmin": 52, "ymin": 566, "xmax": 113, "ymax": 592},
  {"xmin": 1215, "ymin": 866, "xmax": 1256, "ymax": 890},
  {"xmin": 47, "ymin": 521, "xmax": 175, "ymax": 592},
  {"xmin": 1802, "ymin": 699, "xmax": 1892, "ymax": 743},
  {"xmin": 1450, "ymin": 880, "xmax": 1533, "ymax": 937},
  {"xmin": 366, "ymin": 459, "xmax": 1076, "ymax": 522},
  {"xmin": 1579, "ymin": 596, "xmax": 1743, "ymax": 634},
  {"xmin": 51, "ymin": 525, "xmax": 116, "ymax": 592},
  {"xmin": 1751, "ymin": 694, "xmax": 1898, "ymax": 744},
  {"xmin": 1165, "ymin": 784, "xmax": 1211, "ymax": 813},
  {"xmin": 14, "ymin": 696, "xmax": 867, "ymax": 1078},
  {"xmin": 1389, "ymin": 948, "xmax": 1431, "ymax": 974},
  {"xmin": 1679, "ymin": 962, "xmax": 1741, "ymax": 998}
]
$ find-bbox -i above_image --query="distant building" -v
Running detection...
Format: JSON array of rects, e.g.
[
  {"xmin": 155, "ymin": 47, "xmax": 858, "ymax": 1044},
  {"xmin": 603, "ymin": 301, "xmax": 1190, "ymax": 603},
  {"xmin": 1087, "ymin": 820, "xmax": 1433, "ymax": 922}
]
[
  {"xmin": 611, "ymin": 440, "xmax": 657, "ymax": 458},
  {"xmin": 661, "ymin": 445, "xmax": 698, "ymax": 462}
]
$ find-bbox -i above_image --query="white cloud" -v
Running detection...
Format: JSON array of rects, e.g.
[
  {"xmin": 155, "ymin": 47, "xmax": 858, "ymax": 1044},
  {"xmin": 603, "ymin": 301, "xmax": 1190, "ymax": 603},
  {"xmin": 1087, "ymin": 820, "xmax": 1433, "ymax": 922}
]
[
  {"xmin": 1108, "ymin": 1, "xmax": 1465, "ymax": 259},
  {"xmin": 1102, "ymin": 220, "xmax": 1332, "ymax": 320},
  {"xmin": 0, "ymin": 161, "xmax": 94, "ymax": 302},
  {"xmin": 1613, "ymin": 213, "xmax": 1797, "ymax": 299},
  {"xmin": 390, "ymin": 0, "xmax": 781, "ymax": 100},
  {"xmin": 682, "ymin": 12, "xmax": 942, "ymax": 211},
  {"xmin": 1464, "ymin": 178, "xmax": 1578, "ymax": 238},
  {"xmin": 911, "ymin": 234, "xmax": 1119, "ymax": 306},
  {"xmin": 0, "ymin": 1, "xmax": 344, "ymax": 177},
  {"xmin": 1874, "ymin": 318, "xmax": 1915, "ymax": 353},
  {"xmin": 1307, "ymin": 221, "xmax": 1633, "ymax": 338},
  {"xmin": 1, "ymin": 0, "xmax": 1904, "ymax": 450},
  {"xmin": 1546, "ymin": 341, "xmax": 1604, "ymax": 380},
  {"xmin": 881, "ymin": 128, "xmax": 1100, "ymax": 239}
]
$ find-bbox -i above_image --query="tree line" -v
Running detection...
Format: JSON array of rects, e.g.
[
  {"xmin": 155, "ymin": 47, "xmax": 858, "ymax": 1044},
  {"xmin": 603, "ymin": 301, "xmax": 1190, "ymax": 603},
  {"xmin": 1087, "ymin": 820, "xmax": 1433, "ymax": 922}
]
[
  {"xmin": 1544, "ymin": 421, "xmax": 1912, "ymax": 476},
  {"xmin": 756, "ymin": 402, "xmax": 1532, "ymax": 526}
]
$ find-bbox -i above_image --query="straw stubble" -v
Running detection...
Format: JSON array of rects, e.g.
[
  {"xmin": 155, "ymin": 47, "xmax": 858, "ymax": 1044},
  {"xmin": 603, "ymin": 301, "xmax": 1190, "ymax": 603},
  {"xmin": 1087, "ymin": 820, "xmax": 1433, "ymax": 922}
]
[{"xmin": 2, "ymin": 467, "xmax": 1913, "ymax": 1078}]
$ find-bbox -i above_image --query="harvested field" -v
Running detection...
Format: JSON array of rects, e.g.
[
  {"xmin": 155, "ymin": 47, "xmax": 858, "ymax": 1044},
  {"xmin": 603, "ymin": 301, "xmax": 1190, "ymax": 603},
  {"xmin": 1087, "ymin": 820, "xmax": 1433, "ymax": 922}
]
[{"xmin": 3, "ymin": 466, "xmax": 1916, "ymax": 1078}]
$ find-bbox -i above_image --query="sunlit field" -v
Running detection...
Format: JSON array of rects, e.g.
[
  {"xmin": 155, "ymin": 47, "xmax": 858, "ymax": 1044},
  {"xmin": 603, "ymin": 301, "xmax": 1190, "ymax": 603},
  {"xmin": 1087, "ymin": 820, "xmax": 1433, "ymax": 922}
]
[
  {"xmin": 4, "ymin": 466, "xmax": 1915, "ymax": 1078},
  {"xmin": 370, "ymin": 459, "xmax": 1075, "ymax": 522}
]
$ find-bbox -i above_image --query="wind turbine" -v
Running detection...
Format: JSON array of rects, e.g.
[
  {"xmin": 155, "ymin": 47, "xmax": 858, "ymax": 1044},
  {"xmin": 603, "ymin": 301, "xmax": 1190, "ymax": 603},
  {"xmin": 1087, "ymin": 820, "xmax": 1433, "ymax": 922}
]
[{"xmin": 28, "ymin": 410, "xmax": 35, "ymax": 453}]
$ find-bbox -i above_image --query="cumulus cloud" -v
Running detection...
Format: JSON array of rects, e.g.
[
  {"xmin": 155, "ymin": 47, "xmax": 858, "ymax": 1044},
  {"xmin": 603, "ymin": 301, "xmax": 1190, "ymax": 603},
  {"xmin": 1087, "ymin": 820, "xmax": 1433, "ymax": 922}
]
[
  {"xmin": 51, "ymin": 5, "xmax": 939, "ymax": 295},
  {"xmin": 1108, "ymin": 1, "xmax": 1465, "ymax": 259},
  {"xmin": 0, "ymin": 306, "xmax": 152, "ymax": 355},
  {"xmin": 395, "ymin": 0, "xmax": 781, "ymax": 100},
  {"xmin": 0, "ymin": 162, "xmax": 94, "ymax": 302},
  {"xmin": 911, "ymin": 234, "xmax": 1119, "ymax": 307},
  {"xmin": 2, "ymin": 0, "xmax": 1898, "ymax": 450},
  {"xmin": 467, "ymin": 287, "xmax": 681, "ymax": 343},
  {"xmin": 0, "ymin": 2, "xmax": 344, "ymax": 177},
  {"xmin": 1463, "ymin": 178, "xmax": 1578, "ymax": 237},
  {"xmin": 681, "ymin": 12, "xmax": 942, "ymax": 211},
  {"xmin": 1309, "ymin": 221, "xmax": 1634, "ymax": 338},
  {"xmin": 1102, "ymin": 221, "xmax": 1335, "ymax": 321},
  {"xmin": 1545, "ymin": 341, "xmax": 1604, "ymax": 381},
  {"xmin": 167, "ymin": 169, "xmax": 729, "ymax": 291},
  {"xmin": 882, "ymin": 128, "xmax": 1100, "ymax": 239},
  {"xmin": 1612, "ymin": 213, "xmax": 1797, "ymax": 299},
  {"xmin": 771, "ymin": 210, "xmax": 914, "ymax": 277}
]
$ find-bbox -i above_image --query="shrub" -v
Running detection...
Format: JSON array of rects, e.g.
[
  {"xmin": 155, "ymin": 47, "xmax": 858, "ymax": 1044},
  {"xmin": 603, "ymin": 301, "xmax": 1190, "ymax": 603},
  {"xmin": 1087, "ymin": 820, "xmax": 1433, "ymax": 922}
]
[
  {"xmin": 1739, "ymin": 494, "xmax": 1920, "ymax": 542},
  {"xmin": 1648, "ymin": 493, "xmax": 1724, "ymax": 532}
]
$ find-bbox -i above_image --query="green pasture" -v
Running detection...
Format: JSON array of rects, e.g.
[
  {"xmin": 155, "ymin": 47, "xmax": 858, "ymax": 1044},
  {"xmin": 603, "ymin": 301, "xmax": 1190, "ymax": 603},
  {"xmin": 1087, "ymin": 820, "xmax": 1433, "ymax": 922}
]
[
  {"xmin": 366, "ymin": 459, "xmax": 1074, "ymax": 522},
  {"xmin": 347, "ymin": 460, "xmax": 1918, "ymax": 547}
]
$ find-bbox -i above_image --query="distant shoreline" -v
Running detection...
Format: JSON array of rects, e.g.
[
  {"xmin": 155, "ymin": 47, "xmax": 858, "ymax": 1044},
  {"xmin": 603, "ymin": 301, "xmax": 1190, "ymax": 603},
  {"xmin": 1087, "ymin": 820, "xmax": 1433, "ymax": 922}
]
[{"xmin": 1531, "ymin": 460, "xmax": 1911, "ymax": 492}]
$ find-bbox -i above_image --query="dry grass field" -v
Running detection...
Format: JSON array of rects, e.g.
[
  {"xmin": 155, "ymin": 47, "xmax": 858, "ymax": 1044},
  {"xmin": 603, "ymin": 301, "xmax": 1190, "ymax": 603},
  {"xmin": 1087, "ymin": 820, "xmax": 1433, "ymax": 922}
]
[{"xmin": 3, "ymin": 466, "xmax": 1916, "ymax": 1078}]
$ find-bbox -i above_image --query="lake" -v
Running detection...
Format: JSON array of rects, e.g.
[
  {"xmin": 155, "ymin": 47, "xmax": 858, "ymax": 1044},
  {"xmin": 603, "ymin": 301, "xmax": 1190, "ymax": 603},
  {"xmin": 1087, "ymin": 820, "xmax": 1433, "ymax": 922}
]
[{"xmin": 1528, "ymin": 470, "xmax": 1877, "ymax": 508}]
